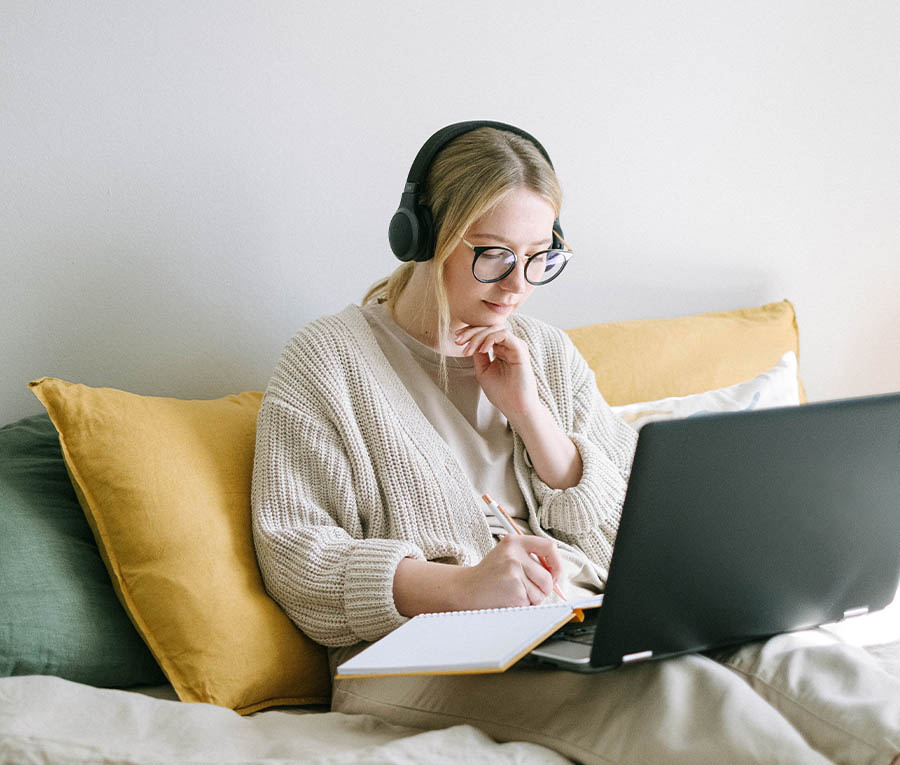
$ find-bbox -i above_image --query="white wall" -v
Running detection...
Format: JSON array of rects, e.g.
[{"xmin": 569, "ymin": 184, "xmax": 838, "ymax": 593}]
[{"xmin": 3, "ymin": 1, "xmax": 899, "ymax": 424}]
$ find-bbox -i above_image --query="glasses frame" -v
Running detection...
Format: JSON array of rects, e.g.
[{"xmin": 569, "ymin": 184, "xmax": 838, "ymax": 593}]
[{"xmin": 461, "ymin": 237, "xmax": 574, "ymax": 286}]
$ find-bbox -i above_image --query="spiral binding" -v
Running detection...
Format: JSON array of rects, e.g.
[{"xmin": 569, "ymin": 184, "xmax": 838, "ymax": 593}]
[{"xmin": 416, "ymin": 602, "xmax": 571, "ymax": 619}]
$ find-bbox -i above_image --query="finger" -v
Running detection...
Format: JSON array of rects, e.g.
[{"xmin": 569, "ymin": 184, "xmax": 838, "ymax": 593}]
[
  {"xmin": 475, "ymin": 332, "xmax": 527, "ymax": 363},
  {"xmin": 472, "ymin": 350, "xmax": 492, "ymax": 375},
  {"xmin": 522, "ymin": 577, "xmax": 547, "ymax": 606},
  {"xmin": 517, "ymin": 534, "xmax": 559, "ymax": 558},
  {"xmin": 537, "ymin": 549, "xmax": 564, "ymax": 582},
  {"xmin": 476, "ymin": 338, "xmax": 496, "ymax": 359},
  {"xmin": 463, "ymin": 328, "xmax": 502, "ymax": 355},
  {"xmin": 502, "ymin": 537, "xmax": 555, "ymax": 596},
  {"xmin": 523, "ymin": 556, "xmax": 554, "ymax": 601},
  {"xmin": 471, "ymin": 329, "xmax": 509, "ymax": 357},
  {"xmin": 516, "ymin": 558, "xmax": 549, "ymax": 605},
  {"xmin": 455, "ymin": 325, "xmax": 496, "ymax": 347},
  {"xmin": 457, "ymin": 330, "xmax": 489, "ymax": 355},
  {"xmin": 518, "ymin": 537, "xmax": 564, "ymax": 580},
  {"xmin": 454, "ymin": 325, "xmax": 487, "ymax": 343}
]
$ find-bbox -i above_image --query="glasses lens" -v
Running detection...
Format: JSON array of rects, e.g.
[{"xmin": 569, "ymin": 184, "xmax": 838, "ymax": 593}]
[
  {"xmin": 473, "ymin": 248, "xmax": 516, "ymax": 282},
  {"xmin": 525, "ymin": 250, "xmax": 569, "ymax": 284}
]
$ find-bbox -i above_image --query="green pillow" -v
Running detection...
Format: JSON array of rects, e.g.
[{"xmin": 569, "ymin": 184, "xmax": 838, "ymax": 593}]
[{"xmin": 0, "ymin": 413, "xmax": 165, "ymax": 687}]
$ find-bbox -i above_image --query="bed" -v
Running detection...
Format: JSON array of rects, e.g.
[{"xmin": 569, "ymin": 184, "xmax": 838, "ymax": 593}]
[{"xmin": 2, "ymin": 300, "xmax": 897, "ymax": 763}]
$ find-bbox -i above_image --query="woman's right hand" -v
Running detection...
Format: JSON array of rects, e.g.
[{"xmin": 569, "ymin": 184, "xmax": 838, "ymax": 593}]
[
  {"xmin": 393, "ymin": 535, "xmax": 563, "ymax": 617},
  {"xmin": 457, "ymin": 534, "xmax": 563, "ymax": 610}
]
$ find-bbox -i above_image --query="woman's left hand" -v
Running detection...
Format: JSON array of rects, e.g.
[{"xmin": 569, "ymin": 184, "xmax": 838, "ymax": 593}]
[
  {"xmin": 456, "ymin": 322, "xmax": 584, "ymax": 489},
  {"xmin": 455, "ymin": 324, "xmax": 540, "ymax": 424}
]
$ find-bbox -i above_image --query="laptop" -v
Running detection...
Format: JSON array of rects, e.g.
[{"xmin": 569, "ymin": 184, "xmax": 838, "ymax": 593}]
[{"xmin": 529, "ymin": 391, "xmax": 900, "ymax": 672}]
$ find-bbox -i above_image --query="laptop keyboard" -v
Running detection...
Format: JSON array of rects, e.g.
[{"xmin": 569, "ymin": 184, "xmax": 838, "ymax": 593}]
[{"xmin": 558, "ymin": 623, "xmax": 597, "ymax": 645}]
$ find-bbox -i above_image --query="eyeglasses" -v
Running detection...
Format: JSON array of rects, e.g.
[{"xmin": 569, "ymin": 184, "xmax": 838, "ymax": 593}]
[{"xmin": 461, "ymin": 237, "xmax": 574, "ymax": 286}]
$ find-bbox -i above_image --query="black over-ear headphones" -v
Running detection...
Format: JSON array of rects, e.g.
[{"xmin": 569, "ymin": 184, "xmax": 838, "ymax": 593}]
[{"xmin": 388, "ymin": 120, "xmax": 565, "ymax": 263}]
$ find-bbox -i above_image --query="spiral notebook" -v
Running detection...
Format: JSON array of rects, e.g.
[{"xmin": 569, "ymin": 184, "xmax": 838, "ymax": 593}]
[{"xmin": 335, "ymin": 594, "xmax": 604, "ymax": 678}]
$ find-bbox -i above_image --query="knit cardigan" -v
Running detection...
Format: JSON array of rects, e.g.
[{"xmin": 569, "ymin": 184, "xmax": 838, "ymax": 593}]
[{"xmin": 251, "ymin": 304, "xmax": 638, "ymax": 647}]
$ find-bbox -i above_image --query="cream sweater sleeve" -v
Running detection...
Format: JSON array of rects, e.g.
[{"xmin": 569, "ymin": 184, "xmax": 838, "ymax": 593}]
[
  {"xmin": 251, "ymin": 391, "xmax": 424, "ymax": 647},
  {"xmin": 513, "ymin": 318, "xmax": 638, "ymax": 575}
]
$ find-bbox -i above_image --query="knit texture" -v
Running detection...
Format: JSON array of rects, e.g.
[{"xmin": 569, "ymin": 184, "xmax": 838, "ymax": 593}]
[{"xmin": 251, "ymin": 304, "xmax": 638, "ymax": 647}]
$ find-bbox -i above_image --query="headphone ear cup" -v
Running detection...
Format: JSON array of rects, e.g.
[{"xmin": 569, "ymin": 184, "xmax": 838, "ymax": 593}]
[
  {"xmin": 389, "ymin": 197, "xmax": 436, "ymax": 262},
  {"xmin": 414, "ymin": 205, "xmax": 435, "ymax": 262},
  {"xmin": 389, "ymin": 206, "xmax": 420, "ymax": 262}
]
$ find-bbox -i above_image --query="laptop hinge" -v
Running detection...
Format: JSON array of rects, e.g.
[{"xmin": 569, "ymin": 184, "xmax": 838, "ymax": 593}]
[
  {"xmin": 843, "ymin": 606, "xmax": 870, "ymax": 619},
  {"xmin": 622, "ymin": 650, "xmax": 654, "ymax": 664}
]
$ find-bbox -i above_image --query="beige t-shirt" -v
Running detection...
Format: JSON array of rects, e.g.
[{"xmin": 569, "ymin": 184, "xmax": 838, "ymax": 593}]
[{"xmin": 361, "ymin": 301, "xmax": 603, "ymax": 600}]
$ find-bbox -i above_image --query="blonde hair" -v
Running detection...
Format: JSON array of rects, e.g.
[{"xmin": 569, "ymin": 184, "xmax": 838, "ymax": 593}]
[{"xmin": 363, "ymin": 127, "xmax": 563, "ymax": 382}]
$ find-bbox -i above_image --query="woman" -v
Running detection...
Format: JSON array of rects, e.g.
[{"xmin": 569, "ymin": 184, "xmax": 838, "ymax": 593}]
[{"xmin": 251, "ymin": 122, "xmax": 900, "ymax": 764}]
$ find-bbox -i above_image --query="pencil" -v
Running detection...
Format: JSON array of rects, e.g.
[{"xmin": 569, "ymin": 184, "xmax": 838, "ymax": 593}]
[{"xmin": 481, "ymin": 493, "xmax": 568, "ymax": 603}]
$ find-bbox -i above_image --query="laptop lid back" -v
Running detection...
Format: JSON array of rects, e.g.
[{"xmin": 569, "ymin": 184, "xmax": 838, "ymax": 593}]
[{"xmin": 590, "ymin": 392, "xmax": 900, "ymax": 669}]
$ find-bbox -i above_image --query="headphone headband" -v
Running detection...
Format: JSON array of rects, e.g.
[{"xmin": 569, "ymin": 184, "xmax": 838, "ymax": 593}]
[
  {"xmin": 405, "ymin": 120, "xmax": 555, "ymax": 187},
  {"xmin": 388, "ymin": 120, "xmax": 563, "ymax": 263}
]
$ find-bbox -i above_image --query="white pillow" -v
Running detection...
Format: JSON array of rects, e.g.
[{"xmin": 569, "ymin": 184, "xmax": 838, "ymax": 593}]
[{"xmin": 612, "ymin": 351, "xmax": 800, "ymax": 432}]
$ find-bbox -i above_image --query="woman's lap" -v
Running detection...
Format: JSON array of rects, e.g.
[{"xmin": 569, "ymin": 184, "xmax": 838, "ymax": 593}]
[
  {"xmin": 330, "ymin": 630, "xmax": 900, "ymax": 765},
  {"xmin": 721, "ymin": 630, "xmax": 900, "ymax": 763}
]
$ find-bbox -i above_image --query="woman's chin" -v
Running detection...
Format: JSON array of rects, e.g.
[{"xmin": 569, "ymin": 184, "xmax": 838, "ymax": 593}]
[{"xmin": 450, "ymin": 302, "xmax": 518, "ymax": 332}]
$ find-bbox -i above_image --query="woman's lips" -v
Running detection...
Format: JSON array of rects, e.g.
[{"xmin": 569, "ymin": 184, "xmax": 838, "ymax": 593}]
[{"xmin": 483, "ymin": 300, "xmax": 515, "ymax": 313}]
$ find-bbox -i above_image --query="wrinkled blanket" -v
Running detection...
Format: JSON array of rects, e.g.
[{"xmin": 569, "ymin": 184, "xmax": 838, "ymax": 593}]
[
  {"xmin": 3, "ymin": 634, "xmax": 899, "ymax": 764},
  {"xmin": 0, "ymin": 675, "xmax": 569, "ymax": 764}
]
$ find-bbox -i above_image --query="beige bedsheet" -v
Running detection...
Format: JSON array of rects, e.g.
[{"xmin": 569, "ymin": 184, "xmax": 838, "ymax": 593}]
[
  {"xmin": 0, "ymin": 675, "xmax": 569, "ymax": 764},
  {"xmin": 3, "ymin": 632, "xmax": 898, "ymax": 764}
]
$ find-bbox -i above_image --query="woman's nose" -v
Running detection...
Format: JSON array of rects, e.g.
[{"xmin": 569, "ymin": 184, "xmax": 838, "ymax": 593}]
[{"xmin": 501, "ymin": 260, "xmax": 528, "ymax": 293}]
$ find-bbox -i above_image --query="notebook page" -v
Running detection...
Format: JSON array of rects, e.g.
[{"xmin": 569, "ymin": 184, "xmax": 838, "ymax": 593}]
[
  {"xmin": 336, "ymin": 602, "xmax": 577, "ymax": 677},
  {"xmin": 572, "ymin": 593, "xmax": 604, "ymax": 609}
]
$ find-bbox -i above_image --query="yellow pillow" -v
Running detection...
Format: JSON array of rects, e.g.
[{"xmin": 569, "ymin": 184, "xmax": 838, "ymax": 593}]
[
  {"xmin": 565, "ymin": 300, "xmax": 806, "ymax": 406},
  {"xmin": 29, "ymin": 378, "xmax": 330, "ymax": 714}
]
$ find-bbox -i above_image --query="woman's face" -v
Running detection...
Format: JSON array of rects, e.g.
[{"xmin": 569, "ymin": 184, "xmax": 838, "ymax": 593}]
[{"xmin": 443, "ymin": 187, "xmax": 556, "ymax": 331}]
